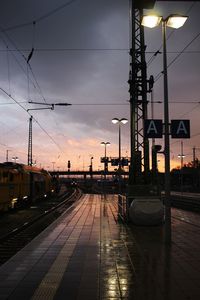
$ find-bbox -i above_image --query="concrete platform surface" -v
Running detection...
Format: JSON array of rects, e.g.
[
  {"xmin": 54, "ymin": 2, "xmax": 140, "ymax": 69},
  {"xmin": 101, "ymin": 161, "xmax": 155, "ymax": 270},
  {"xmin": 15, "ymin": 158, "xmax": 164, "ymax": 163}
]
[{"xmin": 0, "ymin": 194, "xmax": 200, "ymax": 299}]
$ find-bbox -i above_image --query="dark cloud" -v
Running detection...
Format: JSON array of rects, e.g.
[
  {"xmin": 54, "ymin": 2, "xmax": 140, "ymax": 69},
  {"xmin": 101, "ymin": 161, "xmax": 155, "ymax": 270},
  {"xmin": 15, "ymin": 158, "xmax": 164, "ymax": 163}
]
[{"xmin": 0, "ymin": 0, "xmax": 199, "ymax": 168}]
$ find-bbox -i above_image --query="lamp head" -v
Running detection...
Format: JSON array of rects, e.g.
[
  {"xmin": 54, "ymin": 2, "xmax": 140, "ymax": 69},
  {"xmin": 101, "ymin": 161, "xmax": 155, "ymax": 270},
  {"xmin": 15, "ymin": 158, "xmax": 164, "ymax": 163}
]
[
  {"xmin": 120, "ymin": 118, "xmax": 128, "ymax": 124},
  {"xmin": 141, "ymin": 15, "xmax": 162, "ymax": 28},
  {"xmin": 166, "ymin": 15, "xmax": 188, "ymax": 29},
  {"xmin": 112, "ymin": 118, "xmax": 119, "ymax": 124},
  {"xmin": 178, "ymin": 154, "xmax": 186, "ymax": 158},
  {"xmin": 142, "ymin": 14, "xmax": 188, "ymax": 29}
]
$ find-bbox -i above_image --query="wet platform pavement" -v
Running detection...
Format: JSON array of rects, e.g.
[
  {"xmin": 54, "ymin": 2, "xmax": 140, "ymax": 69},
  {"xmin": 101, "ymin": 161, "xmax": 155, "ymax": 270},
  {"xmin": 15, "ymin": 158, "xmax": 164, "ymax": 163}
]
[{"xmin": 0, "ymin": 193, "xmax": 200, "ymax": 299}]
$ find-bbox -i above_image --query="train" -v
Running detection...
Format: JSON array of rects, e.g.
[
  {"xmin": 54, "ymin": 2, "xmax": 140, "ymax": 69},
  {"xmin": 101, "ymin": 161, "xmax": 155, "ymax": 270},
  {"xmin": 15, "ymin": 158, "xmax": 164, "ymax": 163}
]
[{"xmin": 0, "ymin": 162, "xmax": 55, "ymax": 211}]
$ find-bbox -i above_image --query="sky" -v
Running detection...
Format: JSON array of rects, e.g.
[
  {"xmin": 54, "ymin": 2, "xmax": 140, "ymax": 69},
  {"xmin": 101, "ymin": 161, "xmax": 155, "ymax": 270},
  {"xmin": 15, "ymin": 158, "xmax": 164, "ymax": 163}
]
[{"xmin": 0, "ymin": 0, "xmax": 199, "ymax": 172}]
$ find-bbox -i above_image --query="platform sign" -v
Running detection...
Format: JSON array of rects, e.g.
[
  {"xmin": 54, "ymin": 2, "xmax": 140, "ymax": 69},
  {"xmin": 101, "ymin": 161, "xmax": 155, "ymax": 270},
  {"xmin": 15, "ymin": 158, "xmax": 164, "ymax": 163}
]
[
  {"xmin": 101, "ymin": 157, "xmax": 108, "ymax": 163},
  {"xmin": 171, "ymin": 120, "xmax": 190, "ymax": 138},
  {"xmin": 111, "ymin": 158, "xmax": 119, "ymax": 166},
  {"xmin": 144, "ymin": 119, "xmax": 163, "ymax": 138},
  {"xmin": 121, "ymin": 158, "xmax": 129, "ymax": 166}
]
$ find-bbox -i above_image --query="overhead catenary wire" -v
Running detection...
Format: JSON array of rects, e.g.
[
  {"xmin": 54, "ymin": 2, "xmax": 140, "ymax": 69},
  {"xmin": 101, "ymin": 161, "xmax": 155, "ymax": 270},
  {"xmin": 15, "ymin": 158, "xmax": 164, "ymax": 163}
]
[
  {"xmin": 154, "ymin": 30, "xmax": 200, "ymax": 82},
  {"xmin": 0, "ymin": 1, "xmax": 199, "ymax": 160},
  {"xmin": 0, "ymin": 85, "xmax": 65, "ymax": 152},
  {"xmin": 2, "ymin": 48, "xmax": 200, "ymax": 54},
  {"xmin": 0, "ymin": 34, "xmax": 45, "ymax": 102},
  {"xmin": 1, "ymin": 100, "xmax": 200, "ymax": 106},
  {"xmin": 146, "ymin": 2, "xmax": 197, "ymax": 68},
  {"xmin": 0, "ymin": 0, "xmax": 77, "ymax": 33},
  {"xmin": 1, "ymin": 31, "xmax": 48, "ymax": 104}
]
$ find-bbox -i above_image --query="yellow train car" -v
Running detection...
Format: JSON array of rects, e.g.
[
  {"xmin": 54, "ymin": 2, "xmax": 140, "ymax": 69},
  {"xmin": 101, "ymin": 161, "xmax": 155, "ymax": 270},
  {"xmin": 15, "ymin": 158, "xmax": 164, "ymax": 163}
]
[
  {"xmin": 0, "ymin": 163, "xmax": 53, "ymax": 212},
  {"xmin": 23, "ymin": 165, "xmax": 53, "ymax": 200}
]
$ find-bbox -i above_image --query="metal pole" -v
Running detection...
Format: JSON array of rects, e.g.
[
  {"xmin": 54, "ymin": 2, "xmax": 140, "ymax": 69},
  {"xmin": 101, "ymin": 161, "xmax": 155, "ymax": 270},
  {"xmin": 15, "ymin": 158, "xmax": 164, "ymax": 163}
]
[
  {"xmin": 118, "ymin": 122, "xmax": 122, "ymax": 215},
  {"xmin": 119, "ymin": 122, "xmax": 121, "ymax": 170},
  {"xmin": 193, "ymin": 146, "xmax": 196, "ymax": 168},
  {"xmin": 129, "ymin": 0, "xmax": 136, "ymax": 186},
  {"xmin": 163, "ymin": 20, "xmax": 171, "ymax": 244},
  {"xmin": 180, "ymin": 141, "xmax": 183, "ymax": 193},
  {"xmin": 6, "ymin": 150, "xmax": 10, "ymax": 162},
  {"xmin": 181, "ymin": 141, "xmax": 183, "ymax": 169},
  {"xmin": 104, "ymin": 144, "xmax": 106, "ymax": 174},
  {"xmin": 118, "ymin": 122, "xmax": 122, "ymax": 196},
  {"xmin": 28, "ymin": 116, "xmax": 33, "ymax": 166}
]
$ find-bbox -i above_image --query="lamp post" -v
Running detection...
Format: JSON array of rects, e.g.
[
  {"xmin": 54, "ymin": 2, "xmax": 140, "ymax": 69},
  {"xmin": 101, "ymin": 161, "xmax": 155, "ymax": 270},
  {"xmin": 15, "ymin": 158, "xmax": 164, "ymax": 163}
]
[
  {"xmin": 101, "ymin": 142, "xmax": 110, "ymax": 176},
  {"xmin": 112, "ymin": 118, "xmax": 128, "ymax": 170},
  {"xmin": 6, "ymin": 150, "xmax": 11, "ymax": 162},
  {"xmin": 12, "ymin": 156, "xmax": 19, "ymax": 163},
  {"xmin": 89, "ymin": 156, "xmax": 94, "ymax": 179},
  {"xmin": 112, "ymin": 118, "xmax": 128, "ymax": 193},
  {"xmin": 27, "ymin": 101, "xmax": 71, "ymax": 166},
  {"xmin": 142, "ymin": 14, "xmax": 188, "ymax": 244},
  {"xmin": 52, "ymin": 161, "xmax": 55, "ymax": 171},
  {"xmin": 178, "ymin": 141, "xmax": 185, "ymax": 192},
  {"xmin": 178, "ymin": 141, "xmax": 185, "ymax": 170}
]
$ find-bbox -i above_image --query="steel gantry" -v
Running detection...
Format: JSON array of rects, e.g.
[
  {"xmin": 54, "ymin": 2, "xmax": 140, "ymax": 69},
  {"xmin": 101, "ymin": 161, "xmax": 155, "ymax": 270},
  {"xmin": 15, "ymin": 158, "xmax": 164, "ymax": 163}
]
[
  {"xmin": 128, "ymin": 0, "xmax": 155, "ymax": 186},
  {"xmin": 128, "ymin": 0, "xmax": 199, "ymax": 186},
  {"xmin": 28, "ymin": 116, "xmax": 33, "ymax": 166}
]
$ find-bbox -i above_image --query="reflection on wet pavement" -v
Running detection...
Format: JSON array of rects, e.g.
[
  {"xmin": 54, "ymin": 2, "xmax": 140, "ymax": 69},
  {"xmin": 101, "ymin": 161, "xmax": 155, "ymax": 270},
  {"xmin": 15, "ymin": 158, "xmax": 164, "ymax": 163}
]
[
  {"xmin": 99, "ymin": 195, "xmax": 200, "ymax": 299},
  {"xmin": 1, "ymin": 194, "xmax": 200, "ymax": 299}
]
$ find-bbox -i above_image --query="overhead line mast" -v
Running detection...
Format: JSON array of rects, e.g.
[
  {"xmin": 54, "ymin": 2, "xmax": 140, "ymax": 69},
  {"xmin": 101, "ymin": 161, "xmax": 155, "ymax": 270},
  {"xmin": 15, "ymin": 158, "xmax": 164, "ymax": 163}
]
[
  {"xmin": 129, "ymin": 0, "xmax": 155, "ymax": 186},
  {"xmin": 129, "ymin": 0, "xmax": 200, "ymax": 186}
]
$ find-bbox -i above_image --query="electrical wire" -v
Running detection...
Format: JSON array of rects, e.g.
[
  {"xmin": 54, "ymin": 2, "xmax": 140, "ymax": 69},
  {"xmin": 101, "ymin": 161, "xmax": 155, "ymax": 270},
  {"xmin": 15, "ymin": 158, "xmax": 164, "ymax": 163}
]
[
  {"xmin": 154, "ymin": 31, "xmax": 200, "ymax": 82},
  {"xmin": 0, "ymin": 34, "xmax": 42, "ymax": 99},
  {"xmin": 0, "ymin": 85, "xmax": 65, "ymax": 152},
  {"xmin": 1, "ymin": 100, "xmax": 200, "ymax": 106},
  {"xmin": 1, "ymin": 48, "xmax": 200, "ymax": 54},
  {"xmin": 0, "ymin": 29, "xmax": 48, "ymax": 104},
  {"xmin": 146, "ymin": 1, "xmax": 196, "ymax": 68},
  {"xmin": 1, "ymin": 0, "xmax": 77, "ymax": 33},
  {"xmin": 6, "ymin": 46, "xmax": 11, "ymax": 96}
]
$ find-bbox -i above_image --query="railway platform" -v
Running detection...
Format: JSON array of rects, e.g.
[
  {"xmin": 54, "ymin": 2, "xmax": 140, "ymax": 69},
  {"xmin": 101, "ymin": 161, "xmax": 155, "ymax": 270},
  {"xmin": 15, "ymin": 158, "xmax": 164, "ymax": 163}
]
[{"xmin": 0, "ymin": 193, "xmax": 200, "ymax": 299}]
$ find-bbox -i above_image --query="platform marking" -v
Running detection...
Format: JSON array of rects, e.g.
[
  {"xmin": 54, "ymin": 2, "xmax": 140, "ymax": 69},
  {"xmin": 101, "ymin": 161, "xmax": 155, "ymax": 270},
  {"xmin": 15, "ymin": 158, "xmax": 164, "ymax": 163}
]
[{"xmin": 31, "ymin": 195, "xmax": 90, "ymax": 300}]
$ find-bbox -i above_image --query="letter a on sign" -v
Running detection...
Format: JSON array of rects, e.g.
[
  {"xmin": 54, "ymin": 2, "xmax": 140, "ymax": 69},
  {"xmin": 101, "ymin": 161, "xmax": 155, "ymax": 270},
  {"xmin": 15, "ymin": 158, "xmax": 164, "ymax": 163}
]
[
  {"xmin": 171, "ymin": 120, "xmax": 190, "ymax": 138},
  {"xmin": 144, "ymin": 119, "xmax": 163, "ymax": 138}
]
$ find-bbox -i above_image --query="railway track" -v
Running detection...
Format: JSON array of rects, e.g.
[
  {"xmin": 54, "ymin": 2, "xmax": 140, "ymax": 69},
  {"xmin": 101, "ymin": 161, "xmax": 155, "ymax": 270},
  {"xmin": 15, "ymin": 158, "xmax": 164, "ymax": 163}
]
[
  {"xmin": 0, "ymin": 188, "xmax": 82, "ymax": 266},
  {"xmin": 172, "ymin": 207, "xmax": 200, "ymax": 228},
  {"xmin": 170, "ymin": 193, "xmax": 200, "ymax": 212}
]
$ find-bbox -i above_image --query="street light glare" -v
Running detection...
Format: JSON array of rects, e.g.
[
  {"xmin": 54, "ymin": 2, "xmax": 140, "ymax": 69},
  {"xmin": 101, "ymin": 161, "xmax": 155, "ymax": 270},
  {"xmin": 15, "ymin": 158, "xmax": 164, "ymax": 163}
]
[
  {"xmin": 112, "ymin": 118, "xmax": 128, "ymax": 124},
  {"xmin": 141, "ymin": 15, "xmax": 162, "ymax": 28},
  {"xmin": 112, "ymin": 118, "xmax": 119, "ymax": 124},
  {"xmin": 142, "ymin": 15, "xmax": 188, "ymax": 29},
  {"xmin": 101, "ymin": 142, "xmax": 110, "ymax": 146},
  {"xmin": 120, "ymin": 118, "xmax": 128, "ymax": 124},
  {"xmin": 166, "ymin": 15, "xmax": 188, "ymax": 29},
  {"xmin": 178, "ymin": 155, "xmax": 186, "ymax": 158}
]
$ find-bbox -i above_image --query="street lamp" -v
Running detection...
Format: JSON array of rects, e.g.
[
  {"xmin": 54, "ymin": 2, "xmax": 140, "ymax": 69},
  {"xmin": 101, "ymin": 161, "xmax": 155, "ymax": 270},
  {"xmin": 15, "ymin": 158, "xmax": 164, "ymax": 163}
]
[
  {"xmin": 52, "ymin": 161, "xmax": 55, "ymax": 171},
  {"xmin": 178, "ymin": 141, "xmax": 185, "ymax": 169},
  {"xmin": 178, "ymin": 141, "xmax": 185, "ymax": 192},
  {"xmin": 112, "ymin": 118, "xmax": 128, "ymax": 218},
  {"xmin": 101, "ymin": 142, "xmax": 110, "ymax": 175},
  {"xmin": 12, "ymin": 156, "xmax": 19, "ymax": 163},
  {"xmin": 112, "ymin": 118, "xmax": 128, "ymax": 171},
  {"xmin": 142, "ymin": 14, "xmax": 188, "ymax": 244},
  {"xmin": 6, "ymin": 150, "xmax": 11, "ymax": 162},
  {"xmin": 89, "ymin": 156, "xmax": 94, "ymax": 179}
]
